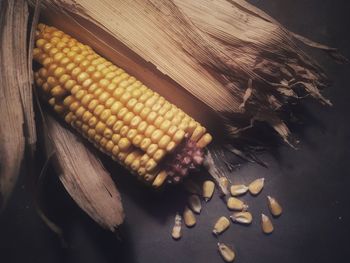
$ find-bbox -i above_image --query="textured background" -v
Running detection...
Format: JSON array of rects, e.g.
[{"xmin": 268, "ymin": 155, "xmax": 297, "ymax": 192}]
[{"xmin": 1, "ymin": 0, "xmax": 350, "ymax": 262}]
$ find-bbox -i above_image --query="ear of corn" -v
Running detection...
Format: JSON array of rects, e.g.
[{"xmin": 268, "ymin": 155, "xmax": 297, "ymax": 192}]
[{"xmin": 33, "ymin": 23, "xmax": 212, "ymax": 187}]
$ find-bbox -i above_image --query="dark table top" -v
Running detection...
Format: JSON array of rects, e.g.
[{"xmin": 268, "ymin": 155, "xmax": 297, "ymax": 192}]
[{"xmin": 1, "ymin": 0, "xmax": 350, "ymax": 262}]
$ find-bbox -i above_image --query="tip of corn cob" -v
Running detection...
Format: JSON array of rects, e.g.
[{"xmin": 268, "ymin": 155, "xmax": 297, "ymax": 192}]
[{"xmin": 33, "ymin": 23, "xmax": 213, "ymax": 187}]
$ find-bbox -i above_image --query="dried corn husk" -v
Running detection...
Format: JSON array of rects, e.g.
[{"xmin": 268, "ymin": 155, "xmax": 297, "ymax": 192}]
[
  {"xmin": 24, "ymin": 0, "xmax": 40, "ymax": 153},
  {"xmin": 34, "ymin": 0, "xmax": 342, "ymax": 144},
  {"xmin": 43, "ymin": 115, "xmax": 124, "ymax": 231},
  {"xmin": 0, "ymin": 0, "xmax": 27, "ymax": 210}
]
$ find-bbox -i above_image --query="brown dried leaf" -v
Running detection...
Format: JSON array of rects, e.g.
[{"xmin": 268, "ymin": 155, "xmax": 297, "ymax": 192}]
[
  {"xmin": 34, "ymin": 0, "xmax": 338, "ymax": 144},
  {"xmin": 44, "ymin": 114, "xmax": 124, "ymax": 231},
  {"xmin": 0, "ymin": 0, "xmax": 27, "ymax": 210}
]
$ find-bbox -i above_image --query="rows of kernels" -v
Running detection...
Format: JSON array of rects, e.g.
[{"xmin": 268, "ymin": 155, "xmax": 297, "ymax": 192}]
[
  {"xmin": 35, "ymin": 28, "xmax": 186, "ymax": 154},
  {"xmin": 35, "ymin": 28, "xmax": 168, "ymax": 176},
  {"xmin": 34, "ymin": 24, "xmax": 212, "ymax": 186}
]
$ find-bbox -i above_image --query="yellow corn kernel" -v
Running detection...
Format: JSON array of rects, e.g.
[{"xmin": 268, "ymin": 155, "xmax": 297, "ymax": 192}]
[
  {"xmin": 130, "ymin": 116, "xmax": 142, "ymax": 128},
  {"xmin": 95, "ymin": 121, "xmax": 106, "ymax": 134},
  {"xmin": 100, "ymin": 109, "xmax": 111, "ymax": 122},
  {"xmin": 75, "ymin": 106, "xmax": 85, "ymax": 118},
  {"xmin": 152, "ymin": 171, "xmax": 168, "ymax": 188},
  {"xmin": 160, "ymin": 119, "xmax": 171, "ymax": 132},
  {"xmin": 146, "ymin": 144, "xmax": 158, "ymax": 156},
  {"xmin": 50, "ymin": 86, "xmax": 66, "ymax": 97},
  {"xmin": 145, "ymin": 159, "xmax": 157, "ymax": 172},
  {"xmin": 173, "ymin": 130, "xmax": 185, "ymax": 143},
  {"xmin": 140, "ymin": 154, "xmax": 150, "ymax": 166},
  {"xmin": 145, "ymin": 125, "xmax": 156, "ymax": 138},
  {"xmin": 125, "ymin": 151, "xmax": 140, "ymax": 166},
  {"xmin": 132, "ymin": 134, "xmax": 143, "ymax": 147},
  {"xmin": 137, "ymin": 121, "xmax": 148, "ymax": 134},
  {"xmin": 112, "ymin": 134, "xmax": 121, "ymax": 144},
  {"xmin": 130, "ymin": 158, "xmax": 141, "ymax": 171},
  {"xmin": 117, "ymin": 107, "xmax": 128, "ymax": 119},
  {"xmin": 106, "ymin": 115, "xmax": 117, "ymax": 128},
  {"xmin": 112, "ymin": 121, "xmax": 123, "ymax": 133},
  {"xmin": 103, "ymin": 128, "xmax": 113, "ymax": 139},
  {"xmin": 82, "ymin": 111, "xmax": 92, "ymax": 122},
  {"xmin": 153, "ymin": 149, "xmax": 166, "ymax": 162},
  {"xmin": 167, "ymin": 126, "xmax": 178, "ymax": 137},
  {"xmin": 110, "ymin": 101, "xmax": 123, "ymax": 114},
  {"xmin": 140, "ymin": 138, "xmax": 152, "ymax": 151},
  {"xmin": 127, "ymin": 129, "xmax": 138, "ymax": 140},
  {"xmin": 146, "ymin": 111, "xmax": 158, "ymax": 123},
  {"xmin": 120, "ymin": 126, "xmax": 129, "ymax": 137},
  {"xmin": 151, "ymin": 129, "xmax": 164, "ymax": 143},
  {"xmin": 166, "ymin": 141, "xmax": 176, "ymax": 152},
  {"xmin": 133, "ymin": 102, "xmax": 144, "ymax": 114},
  {"xmin": 158, "ymin": 135, "xmax": 171, "ymax": 149},
  {"xmin": 118, "ymin": 138, "xmax": 131, "ymax": 151},
  {"xmin": 191, "ymin": 126, "xmax": 206, "ymax": 142},
  {"xmin": 112, "ymin": 145, "xmax": 120, "ymax": 156},
  {"xmin": 137, "ymin": 167, "xmax": 146, "ymax": 176},
  {"xmin": 140, "ymin": 107, "xmax": 151, "ymax": 119},
  {"xmin": 197, "ymin": 133, "xmax": 213, "ymax": 148}
]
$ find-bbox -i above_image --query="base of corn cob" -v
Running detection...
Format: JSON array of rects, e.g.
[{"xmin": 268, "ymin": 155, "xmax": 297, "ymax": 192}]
[{"xmin": 33, "ymin": 23, "xmax": 212, "ymax": 188}]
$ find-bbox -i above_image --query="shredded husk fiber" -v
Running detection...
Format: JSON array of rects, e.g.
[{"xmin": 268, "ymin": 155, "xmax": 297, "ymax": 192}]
[{"xmin": 35, "ymin": 0, "xmax": 343, "ymax": 144}]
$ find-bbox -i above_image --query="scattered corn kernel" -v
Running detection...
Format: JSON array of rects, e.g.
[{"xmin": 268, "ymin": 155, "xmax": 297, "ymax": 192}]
[
  {"xmin": 267, "ymin": 196, "xmax": 282, "ymax": 217},
  {"xmin": 227, "ymin": 197, "xmax": 248, "ymax": 211},
  {"xmin": 261, "ymin": 213, "xmax": 274, "ymax": 234},
  {"xmin": 217, "ymin": 243, "xmax": 236, "ymax": 262},
  {"xmin": 248, "ymin": 178, "xmax": 265, "ymax": 195},
  {"xmin": 203, "ymin": 180, "xmax": 215, "ymax": 202},
  {"xmin": 152, "ymin": 171, "xmax": 168, "ymax": 188},
  {"xmin": 230, "ymin": 184, "xmax": 249, "ymax": 196},
  {"xmin": 230, "ymin": 212, "xmax": 253, "ymax": 225},
  {"xmin": 188, "ymin": 195, "xmax": 202, "ymax": 214},
  {"xmin": 213, "ymin": 216, "xmax": 230, "ymax": 235},
  {"xmin": 219, "ymin": 177, "xmax": 230, "ymax": 194},
  {"xmin": 171, "ymin": 213, "xmax": 182, "ymax": 240},
  {"xmin": 183, "ymin": 206, "xmax": 196, "ymax": 227}
]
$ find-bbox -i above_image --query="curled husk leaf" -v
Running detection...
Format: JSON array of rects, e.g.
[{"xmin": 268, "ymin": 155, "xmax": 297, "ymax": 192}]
[
  {"xmin": 43, "ymin": 115, "xmax": 124, "ymax": 231},
  {"xmin": 0, "ymin": 0, "xmax": 27, "ymax": 210}
]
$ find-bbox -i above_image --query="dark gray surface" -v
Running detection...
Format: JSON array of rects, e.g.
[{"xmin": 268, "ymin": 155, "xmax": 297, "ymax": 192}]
[{"xmin": 1, "ymin": 0, "xmax": 350, "ymax": 262}]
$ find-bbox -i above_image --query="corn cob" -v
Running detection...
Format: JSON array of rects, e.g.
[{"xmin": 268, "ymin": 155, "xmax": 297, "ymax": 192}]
[{"xmin": 33, "ymin": 23, "xmax": 212, "ymax": 187}]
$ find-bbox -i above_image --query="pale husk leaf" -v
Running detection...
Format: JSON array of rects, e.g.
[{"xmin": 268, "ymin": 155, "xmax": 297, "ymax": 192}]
[
  {"xmin": 34, "ymin": 0, "xmax": 339, "ymax": 143},
  {"xmin": 0, "ymin": 0, "xmax": 27, "ymax": 210},
  {"xmin": 43, "ymin": 114, "xmax": 124, "ymax": 231}
]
